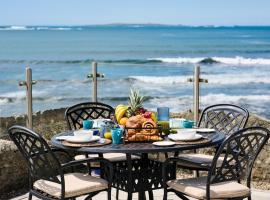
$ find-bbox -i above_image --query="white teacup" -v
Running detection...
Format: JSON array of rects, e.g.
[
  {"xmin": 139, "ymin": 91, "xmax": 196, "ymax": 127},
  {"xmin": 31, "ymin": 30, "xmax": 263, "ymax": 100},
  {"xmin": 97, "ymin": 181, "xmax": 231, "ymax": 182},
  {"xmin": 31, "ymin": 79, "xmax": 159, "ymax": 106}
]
[
  {"xmin": 73, "ymin": 130, "xmax": 93, "ymax": 138},
  {"xmin": 176, "ymin": 129, "xmax": 196, "ymax": 139}
]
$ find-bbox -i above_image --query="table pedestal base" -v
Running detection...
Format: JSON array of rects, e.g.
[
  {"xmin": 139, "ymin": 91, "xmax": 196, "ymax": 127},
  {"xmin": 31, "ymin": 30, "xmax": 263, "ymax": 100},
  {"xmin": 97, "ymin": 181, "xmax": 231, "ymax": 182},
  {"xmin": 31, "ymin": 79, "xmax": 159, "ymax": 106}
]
[{"xmin": 112, "ymin": 153, "xmax": 176, "ymax": 200}]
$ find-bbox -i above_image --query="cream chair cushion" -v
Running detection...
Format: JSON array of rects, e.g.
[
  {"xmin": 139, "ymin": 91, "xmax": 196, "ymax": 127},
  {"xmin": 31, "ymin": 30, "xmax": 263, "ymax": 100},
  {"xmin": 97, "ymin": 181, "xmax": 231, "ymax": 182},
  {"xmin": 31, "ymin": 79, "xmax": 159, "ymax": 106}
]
[
  {"xmin": 75, "ymin": 153, "xmax": 140, "ymax": 162},
  {"xmin": 34, "ymin": 173, "xmax": 108, "ymax": 198},
  {"xmin": 178, "ymin": 153, "xmax": 224, "ymax": 167},
  {"xmin": 167, "ymin": 176, "xmax": 250, "ymax": 199}
]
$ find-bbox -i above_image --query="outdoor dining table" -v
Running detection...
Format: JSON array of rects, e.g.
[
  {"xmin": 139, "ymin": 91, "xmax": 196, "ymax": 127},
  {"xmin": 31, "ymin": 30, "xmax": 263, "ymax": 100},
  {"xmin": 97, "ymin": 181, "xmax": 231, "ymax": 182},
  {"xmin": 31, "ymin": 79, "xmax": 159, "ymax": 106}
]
[{"xmin": 51, "ymin": 131, "xmax": 225, "ymax": 200}]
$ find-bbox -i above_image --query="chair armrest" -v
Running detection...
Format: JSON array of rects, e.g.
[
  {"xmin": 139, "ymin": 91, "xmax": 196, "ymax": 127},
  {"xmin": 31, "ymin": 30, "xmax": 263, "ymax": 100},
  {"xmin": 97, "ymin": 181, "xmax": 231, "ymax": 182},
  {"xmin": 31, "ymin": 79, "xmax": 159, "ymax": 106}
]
[
  {"xmin": 51, "ymin": 148, "xmax": 73, "ymax": 160},
  {"xmin": 174, "ymin": 156, "xmax": 211, "ymax": 170}
]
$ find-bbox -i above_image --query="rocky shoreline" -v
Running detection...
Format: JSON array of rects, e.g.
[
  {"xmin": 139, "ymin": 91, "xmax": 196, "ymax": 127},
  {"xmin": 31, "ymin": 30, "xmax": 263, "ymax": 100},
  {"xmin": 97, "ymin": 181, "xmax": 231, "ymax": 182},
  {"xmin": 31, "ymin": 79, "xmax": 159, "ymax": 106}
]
[{"xmin": 0, "ymin": 107, "xmax": 269, "ymax": 196}]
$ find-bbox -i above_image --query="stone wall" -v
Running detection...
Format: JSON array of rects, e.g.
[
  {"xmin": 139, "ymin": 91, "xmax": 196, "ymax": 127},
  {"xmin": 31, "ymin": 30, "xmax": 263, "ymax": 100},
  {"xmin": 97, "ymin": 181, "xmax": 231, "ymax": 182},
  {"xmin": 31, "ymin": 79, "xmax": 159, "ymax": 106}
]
[
  {"xmin": 0, "ymin": 108, "xmax": 269, "ymax": 193},
  {"xmin": 0, "ymin": 139, "xmax": 28, "ymax": 193},
  {"xmin": 0, "ymin": 107, "xmax": 67, "ymax": 140}
]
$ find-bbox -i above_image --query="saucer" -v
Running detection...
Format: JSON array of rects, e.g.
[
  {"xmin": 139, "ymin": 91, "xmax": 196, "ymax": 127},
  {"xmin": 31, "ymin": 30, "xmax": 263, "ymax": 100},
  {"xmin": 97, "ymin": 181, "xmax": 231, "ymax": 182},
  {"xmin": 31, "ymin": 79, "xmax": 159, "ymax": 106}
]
[{"xmin": 153, "ymin": 141, "xmax": 176, "ymax": 147}]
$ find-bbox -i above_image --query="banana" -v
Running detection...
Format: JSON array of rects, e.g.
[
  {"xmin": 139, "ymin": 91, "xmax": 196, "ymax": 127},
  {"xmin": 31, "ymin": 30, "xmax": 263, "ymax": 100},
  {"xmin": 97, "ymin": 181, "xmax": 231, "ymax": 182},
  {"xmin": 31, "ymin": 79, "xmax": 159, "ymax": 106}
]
[
  {"xmin": 115, "ymin": 105, "xmax": 128, "ymax": 123},
  {"xmin": 115, "ymin": 105, "xmax": 127, "ymax": 114},
  {"xmin": 116, "ymin": 108, "xmax": 128, "ymax": 123},
  {"xmin": 151, "ymin": 113, "xmax": 157, "ymax": 123}
]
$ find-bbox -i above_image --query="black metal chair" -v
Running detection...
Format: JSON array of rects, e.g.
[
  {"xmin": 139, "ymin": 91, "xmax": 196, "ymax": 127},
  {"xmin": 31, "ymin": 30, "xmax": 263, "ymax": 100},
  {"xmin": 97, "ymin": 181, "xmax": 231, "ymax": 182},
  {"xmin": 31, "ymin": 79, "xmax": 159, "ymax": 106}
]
[
  {"xmin": 176, "ymin": 104, "xmax": 249, "ymax": 171},
  {"xmin": 65, "ymin": 102, "xmax": 116, "ymax": 130},
  {"xmin": 65, "ymin": 102, "xmax": 140, "ymax": 200},
  {"xmin": 163, "ymin": 127, "xmax": 270, "ymax": 200},
  {"xmin": 8, "ymin": 126, "xmax": 113, "ymax": 200},
  {"xmin": 65, "ymin": 102, "xmax": 140, "ymax": 162}
]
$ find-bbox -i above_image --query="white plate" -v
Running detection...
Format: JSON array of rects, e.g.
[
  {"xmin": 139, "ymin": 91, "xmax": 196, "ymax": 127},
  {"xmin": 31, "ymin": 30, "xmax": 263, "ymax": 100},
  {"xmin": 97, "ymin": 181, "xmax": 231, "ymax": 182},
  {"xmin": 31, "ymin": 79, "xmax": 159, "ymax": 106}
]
[
  {"xmin": 153, "ymin": 141, "xmax": 176, "ymax": 146},
  {"xmin": 196, "ymin": 128, "xmax": 216, "ymax": 133},
  {"xmin": 168, "ymin": 133, "xmax": 203, "ymax": 141},
  {"xmin": 65, "ymin": 135, "xmax": 100, "ymax": 143},
  {"xmin": 55, "ymin": 135, "xmax": 73, "ymax": 140}
]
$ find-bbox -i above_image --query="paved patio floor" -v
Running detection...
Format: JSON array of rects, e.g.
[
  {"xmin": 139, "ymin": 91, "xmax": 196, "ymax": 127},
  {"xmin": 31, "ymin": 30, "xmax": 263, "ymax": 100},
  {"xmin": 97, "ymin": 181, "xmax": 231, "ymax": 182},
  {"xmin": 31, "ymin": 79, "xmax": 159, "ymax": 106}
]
[{"xmin": 11, "ymin": 188, "xmax": 270, "ymax": 200}]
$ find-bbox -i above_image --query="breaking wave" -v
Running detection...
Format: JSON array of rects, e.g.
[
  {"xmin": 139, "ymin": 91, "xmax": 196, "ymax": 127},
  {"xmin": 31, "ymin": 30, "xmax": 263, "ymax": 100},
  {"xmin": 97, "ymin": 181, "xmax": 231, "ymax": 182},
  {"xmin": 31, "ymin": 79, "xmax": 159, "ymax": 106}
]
[{"xmin": 149, "ymin": 56, "xmax": 270, "ymax": 65}]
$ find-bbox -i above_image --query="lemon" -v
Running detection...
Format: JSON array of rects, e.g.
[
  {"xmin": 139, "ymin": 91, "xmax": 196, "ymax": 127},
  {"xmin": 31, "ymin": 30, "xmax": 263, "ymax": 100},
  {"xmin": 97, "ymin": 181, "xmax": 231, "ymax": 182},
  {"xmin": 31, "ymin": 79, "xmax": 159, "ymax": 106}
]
[{"xmin": 104, "ymin": 132, "xmax": 112, "ymax": 139}]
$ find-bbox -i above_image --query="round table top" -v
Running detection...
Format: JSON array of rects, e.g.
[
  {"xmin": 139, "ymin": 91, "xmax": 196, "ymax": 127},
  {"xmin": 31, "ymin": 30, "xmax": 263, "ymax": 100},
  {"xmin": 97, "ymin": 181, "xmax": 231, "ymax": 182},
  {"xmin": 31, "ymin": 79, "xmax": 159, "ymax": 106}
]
[{"xmin": 51, "ymin": 131, "xmax": 225, "ymax": 154}]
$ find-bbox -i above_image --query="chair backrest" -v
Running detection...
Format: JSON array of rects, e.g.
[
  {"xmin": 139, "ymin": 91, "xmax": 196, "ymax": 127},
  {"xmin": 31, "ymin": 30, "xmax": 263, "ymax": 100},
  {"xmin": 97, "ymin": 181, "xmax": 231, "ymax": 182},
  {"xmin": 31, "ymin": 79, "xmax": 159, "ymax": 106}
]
[
  {"xmin": 208, "ymin": 127, "xmax": 269, "ymax": 186},
  {"xmin": 65, "ymin": 102, "xmax": 115, "ymax": 130},
  {"xmin": 8, "ymin": 126, "xmax": 62, "ymax": 183},
  {"xmin": 198, "ymin": 104, "xmax": 249, "ymax": 136}
]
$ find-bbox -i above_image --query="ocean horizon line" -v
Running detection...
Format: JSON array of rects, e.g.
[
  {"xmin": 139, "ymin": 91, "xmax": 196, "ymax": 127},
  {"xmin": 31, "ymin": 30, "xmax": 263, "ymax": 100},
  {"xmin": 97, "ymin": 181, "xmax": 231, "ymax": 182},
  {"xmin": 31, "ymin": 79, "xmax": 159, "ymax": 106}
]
[{"xmin": 1, "ymin": 24, "xmax": 270, "ymax": 28}]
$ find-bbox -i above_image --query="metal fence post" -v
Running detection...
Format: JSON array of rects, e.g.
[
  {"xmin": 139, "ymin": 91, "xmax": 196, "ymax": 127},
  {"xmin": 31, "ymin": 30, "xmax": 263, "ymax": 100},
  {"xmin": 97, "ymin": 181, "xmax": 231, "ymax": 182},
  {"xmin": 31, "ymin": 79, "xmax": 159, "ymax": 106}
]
[
  {"xmin": 187, "ymin": 65, "xmax": 208, "ymax": 124},
  {"xmin": 87, "ymin": 62, "xmax": 105, "ymax": 102},
  {"xmin": 19, "ymin": 67, "xmax": 37, "ymax": 129}
]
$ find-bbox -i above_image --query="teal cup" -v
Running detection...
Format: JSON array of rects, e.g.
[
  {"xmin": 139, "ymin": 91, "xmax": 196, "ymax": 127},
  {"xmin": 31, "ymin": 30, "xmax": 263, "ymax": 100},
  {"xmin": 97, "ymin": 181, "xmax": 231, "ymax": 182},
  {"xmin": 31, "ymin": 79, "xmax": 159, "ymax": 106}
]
[
  {"xmin": 182, "ymin": 120, "xmax": 195, "ymax": 128},
  {"xmin": 83, "ymin": 120, "xmax": 94, "ymax": 130},
  {"xmin": 111, "ymin": 128, "xmax": 123, "ymax": 144}
]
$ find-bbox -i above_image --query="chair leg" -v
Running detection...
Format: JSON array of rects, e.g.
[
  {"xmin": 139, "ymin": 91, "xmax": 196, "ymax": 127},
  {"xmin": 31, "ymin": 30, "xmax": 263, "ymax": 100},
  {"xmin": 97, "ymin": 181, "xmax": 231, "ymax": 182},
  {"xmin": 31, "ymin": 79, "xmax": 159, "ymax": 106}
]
[
  {"xmin": 163, "ymin": 189, "xmax": 168, "ymax": 200},
  {"xmin": 148, "ymin": 190, "xmax": 154, "ymax": 200},
  {"xmin": 107, "ymin": 188, "xmax": 111, "ymax": 200},
  {"xmin": 127, "ymin": 192, "xmax": 132, "ymax": 200},
  {"xmin": 116, "ymin": 188, "xmax": 119, "ymax": 200},
  {"xmin": 28, "ymin": 193, "xmax": 32, "ymax": 200}
]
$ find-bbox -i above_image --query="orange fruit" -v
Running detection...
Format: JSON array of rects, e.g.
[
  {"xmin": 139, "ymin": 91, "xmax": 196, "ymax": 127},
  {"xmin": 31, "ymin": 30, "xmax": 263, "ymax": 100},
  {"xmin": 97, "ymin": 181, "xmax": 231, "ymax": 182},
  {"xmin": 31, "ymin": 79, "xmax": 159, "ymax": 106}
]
[{"xmin": 119, "ymin": 117, "xmax": 129, "ymax": 126}]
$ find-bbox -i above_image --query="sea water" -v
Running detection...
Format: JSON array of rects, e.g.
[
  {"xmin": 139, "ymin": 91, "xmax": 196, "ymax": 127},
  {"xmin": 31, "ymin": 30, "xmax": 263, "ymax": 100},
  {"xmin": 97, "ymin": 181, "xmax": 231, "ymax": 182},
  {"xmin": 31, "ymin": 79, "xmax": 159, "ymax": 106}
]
[{"xmin": 0, "ymin": 25, "xmax": 270, "ymax": 118}]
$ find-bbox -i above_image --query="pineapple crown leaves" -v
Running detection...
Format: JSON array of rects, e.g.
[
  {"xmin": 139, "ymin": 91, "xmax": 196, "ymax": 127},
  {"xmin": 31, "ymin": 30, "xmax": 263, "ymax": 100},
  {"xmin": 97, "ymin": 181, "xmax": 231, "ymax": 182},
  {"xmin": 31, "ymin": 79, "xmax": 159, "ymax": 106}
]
[
  {"xmin": 129, "ymin": 88, "xmax": 145, "ymax": 107},
  {"xmin": 127, "ymin": 88, "xmax": 145, "ymax": 116}
]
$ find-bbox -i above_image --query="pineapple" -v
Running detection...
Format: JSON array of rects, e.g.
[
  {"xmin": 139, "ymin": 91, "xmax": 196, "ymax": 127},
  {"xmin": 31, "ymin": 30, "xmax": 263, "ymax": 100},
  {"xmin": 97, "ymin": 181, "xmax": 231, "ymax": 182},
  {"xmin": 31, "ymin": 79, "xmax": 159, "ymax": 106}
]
[{"xmin": 126, "ymin": 89, "xmax": 145, "ymax": 117}]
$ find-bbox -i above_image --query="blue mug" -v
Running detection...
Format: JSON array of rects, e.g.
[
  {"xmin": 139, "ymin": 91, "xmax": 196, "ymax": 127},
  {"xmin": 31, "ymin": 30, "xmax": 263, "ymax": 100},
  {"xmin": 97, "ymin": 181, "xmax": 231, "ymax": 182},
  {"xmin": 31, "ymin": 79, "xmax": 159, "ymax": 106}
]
[
  {"xmin": 111, "ymin": 128, "xmax": 123, "ymax": 144},
  {"xmin": 83, "ymin": 120, "xmax": 94, "ymax": 130},
  {"xmin": 182, "ymin": 120, "xmax": 195, "ymax": 128}
]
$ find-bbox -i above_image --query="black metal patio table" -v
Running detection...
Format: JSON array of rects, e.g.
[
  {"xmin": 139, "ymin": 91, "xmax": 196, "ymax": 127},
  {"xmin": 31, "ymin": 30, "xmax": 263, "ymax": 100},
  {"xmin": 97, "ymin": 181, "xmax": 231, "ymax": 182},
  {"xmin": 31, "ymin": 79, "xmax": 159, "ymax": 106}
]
[{"xmin": 51, "ymin": 131, "xmax": 225, "ymax": 200}]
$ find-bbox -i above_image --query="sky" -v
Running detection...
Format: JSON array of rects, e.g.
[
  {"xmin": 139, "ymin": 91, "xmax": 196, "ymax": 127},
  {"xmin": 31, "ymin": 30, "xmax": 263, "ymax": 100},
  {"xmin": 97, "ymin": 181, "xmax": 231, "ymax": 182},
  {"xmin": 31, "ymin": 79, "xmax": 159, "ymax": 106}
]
[{"xmin": 0, "ymin": 0, "xmax": 270, "ymax": 26}]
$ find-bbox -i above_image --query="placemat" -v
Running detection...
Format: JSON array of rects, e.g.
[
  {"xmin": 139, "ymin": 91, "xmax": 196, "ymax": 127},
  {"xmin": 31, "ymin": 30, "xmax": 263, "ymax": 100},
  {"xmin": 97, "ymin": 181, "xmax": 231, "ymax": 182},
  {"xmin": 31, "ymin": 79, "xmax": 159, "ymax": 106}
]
[
  {"xmin": 173, "ymin": 137, "xmax": 211, "ymax": 145},
  {"xmin": 61, "ymin": 139, "xmax": 111, "ymax": 147}
]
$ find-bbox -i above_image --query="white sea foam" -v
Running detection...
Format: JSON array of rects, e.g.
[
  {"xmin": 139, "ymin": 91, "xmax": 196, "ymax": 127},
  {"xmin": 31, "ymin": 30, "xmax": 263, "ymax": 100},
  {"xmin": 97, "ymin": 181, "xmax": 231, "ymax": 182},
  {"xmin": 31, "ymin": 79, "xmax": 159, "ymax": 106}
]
[
  {"xmin": 0, "ymin": 90, "xmax": 46, "ymax": 102},
  {"xmin": 0, "ymin": 26, "xmax": 35, "ymax": 31},
  {"xmin": 130, "ymin": 76, "xmax": 186, "ymax": 84},
  {"xmin": 51, "ymin": 27, "xmax": 72, "ymax": 31},
  {"xmin": 1, "ymin": 90, "xmax": 27, "ymax": 99},
  {"xmin": 0, "ymin": 98, "xmax": 10, "ymax": 105},
  {"xmin": 149, "ymin": 56, "xmax": 270, "ymax": 65},
  {"xmin": 10, "ymin": 26, "xmax": 28, "ymax": 30},
  {"xmin": 200, "ymin": 93, "xmax": 270, "ymax": 103},
  {"xmin": 148, "ymin": 94, "xmax": 270, "ymax": 112},
  {"xmin": 130, "ymin": 74, "xmax": 270, "ymax": 85}
]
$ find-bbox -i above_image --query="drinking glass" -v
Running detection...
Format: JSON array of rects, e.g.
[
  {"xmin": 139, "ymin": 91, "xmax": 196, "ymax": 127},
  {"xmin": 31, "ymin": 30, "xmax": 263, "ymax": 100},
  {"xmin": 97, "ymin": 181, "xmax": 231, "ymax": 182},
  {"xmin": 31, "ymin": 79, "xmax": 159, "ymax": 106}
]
[{"xmin": 157, "ymin": 107, "xmax": 170, "ymax": 121}]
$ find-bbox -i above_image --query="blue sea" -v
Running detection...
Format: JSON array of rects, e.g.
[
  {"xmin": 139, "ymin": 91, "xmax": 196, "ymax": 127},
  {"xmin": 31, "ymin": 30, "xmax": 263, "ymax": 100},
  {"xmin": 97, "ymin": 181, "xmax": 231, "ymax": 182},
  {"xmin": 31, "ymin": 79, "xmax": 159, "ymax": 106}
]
[{"xmin": 0, "ymin": 25, "xmax": 270, "ymax": 118}]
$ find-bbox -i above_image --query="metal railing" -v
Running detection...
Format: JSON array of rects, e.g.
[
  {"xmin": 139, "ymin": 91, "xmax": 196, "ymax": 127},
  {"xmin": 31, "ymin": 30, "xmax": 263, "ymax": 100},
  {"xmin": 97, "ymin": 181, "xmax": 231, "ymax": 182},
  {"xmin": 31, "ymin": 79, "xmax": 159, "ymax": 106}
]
[
  {"xmin": 87, "ymin": 62, "xmax": 105, "ymax": 102},
  {"xmin": 187, "ymin": 65, "xmax": 208, "ymax": 123},
  {"xmin": 18, "ymin": 63, "xmax": 206, "ymax": 129},
  {"xmin": 19, "ymin": 67, "xmax": 37, "ymax": 129}
]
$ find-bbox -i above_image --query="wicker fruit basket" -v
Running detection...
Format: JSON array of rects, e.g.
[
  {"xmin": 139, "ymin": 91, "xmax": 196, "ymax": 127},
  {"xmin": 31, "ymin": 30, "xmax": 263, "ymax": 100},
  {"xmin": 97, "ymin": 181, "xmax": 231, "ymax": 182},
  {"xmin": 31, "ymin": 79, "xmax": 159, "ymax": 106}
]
[{"xmin": 124, "ymin": 126, "xmax": 164, "ymax": 142}]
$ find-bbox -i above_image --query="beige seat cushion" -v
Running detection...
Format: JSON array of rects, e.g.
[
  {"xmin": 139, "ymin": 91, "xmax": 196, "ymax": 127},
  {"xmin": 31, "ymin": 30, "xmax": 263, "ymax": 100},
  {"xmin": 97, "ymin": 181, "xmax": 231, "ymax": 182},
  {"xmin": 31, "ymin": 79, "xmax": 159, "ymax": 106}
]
[
  {"xmin": 167, "ymin": 176, "xmax": 250, "ymax": 199},
  {"xmin": 34, "ymin": 173, "xmax": 108, "ymax": 198},
  {"xmin": 178, "ymin": 153, "xmax": 224, "ymax": 167},
  {"xmin": 75, "ymin": 153, "xmax": 140, "ymax": 162}
]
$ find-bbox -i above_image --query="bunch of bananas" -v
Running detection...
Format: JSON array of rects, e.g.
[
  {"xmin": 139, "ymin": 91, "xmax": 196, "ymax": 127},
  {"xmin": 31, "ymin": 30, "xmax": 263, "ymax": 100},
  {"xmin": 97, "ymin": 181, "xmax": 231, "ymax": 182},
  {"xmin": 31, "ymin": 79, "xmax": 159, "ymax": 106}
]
[{"xmin": 115, "ymin": 104, "xmax": 128, "ymax": 123}]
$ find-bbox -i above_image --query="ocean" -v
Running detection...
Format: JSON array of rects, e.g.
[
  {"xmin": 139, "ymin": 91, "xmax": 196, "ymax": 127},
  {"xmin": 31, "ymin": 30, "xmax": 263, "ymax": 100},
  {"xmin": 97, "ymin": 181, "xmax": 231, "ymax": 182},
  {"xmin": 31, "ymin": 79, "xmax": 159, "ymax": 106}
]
[{"xmin": 0, "ymin": 25, "xmax": 270, "ymax": 118}]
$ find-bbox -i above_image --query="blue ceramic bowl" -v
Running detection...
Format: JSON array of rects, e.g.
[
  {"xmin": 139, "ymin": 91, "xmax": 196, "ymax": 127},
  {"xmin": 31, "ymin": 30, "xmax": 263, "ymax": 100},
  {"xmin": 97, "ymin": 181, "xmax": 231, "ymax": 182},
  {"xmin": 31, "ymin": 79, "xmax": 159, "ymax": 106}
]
[{"xmin": 182, "ymin": 120, "xmax": 195, "ymax": 128}]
